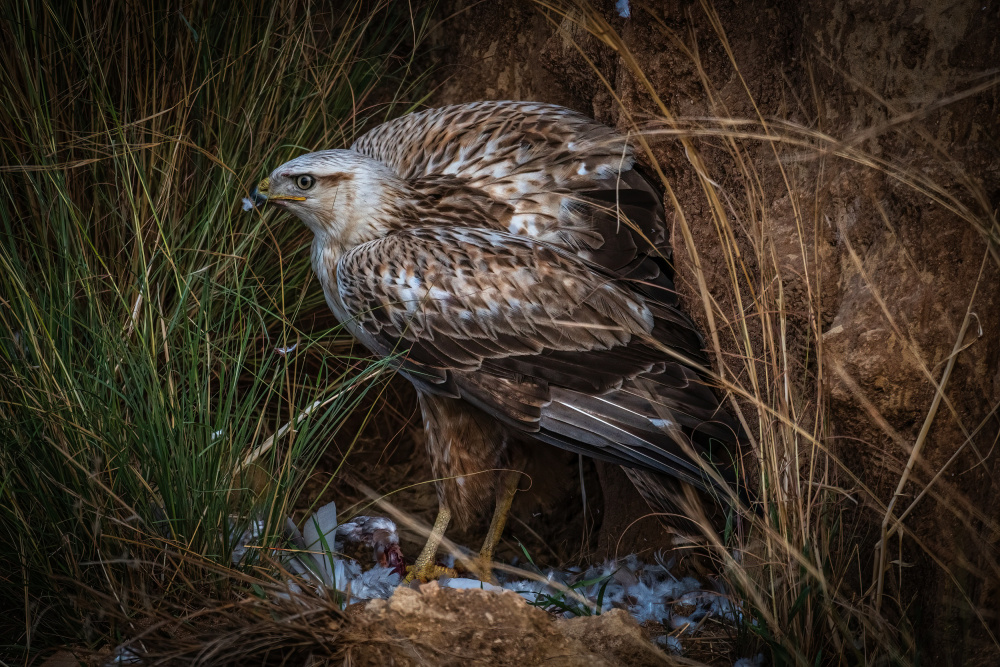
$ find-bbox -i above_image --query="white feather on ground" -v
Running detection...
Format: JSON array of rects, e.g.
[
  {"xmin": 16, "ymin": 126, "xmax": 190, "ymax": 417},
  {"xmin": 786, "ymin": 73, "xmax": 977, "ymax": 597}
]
[
  {"xmin": 228, "ymin": 502, "xmax": 401, "ymax": 603},
  {"xmin": 486, "ymin": 551, "xmax": 745, "ymax": 649}
]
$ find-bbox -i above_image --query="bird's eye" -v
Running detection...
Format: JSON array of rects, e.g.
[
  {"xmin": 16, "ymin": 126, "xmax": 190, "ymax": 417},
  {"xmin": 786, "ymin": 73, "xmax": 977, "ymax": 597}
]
[{"xmin": 295, "ymin": 175, "xmax": 315, "ymax": 191}]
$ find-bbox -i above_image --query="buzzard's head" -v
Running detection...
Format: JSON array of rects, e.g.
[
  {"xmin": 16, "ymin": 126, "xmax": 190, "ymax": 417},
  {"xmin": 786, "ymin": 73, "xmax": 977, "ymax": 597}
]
[{"xmin": 250, "ymin": 149, "xmax": 409, "ymax": 248}]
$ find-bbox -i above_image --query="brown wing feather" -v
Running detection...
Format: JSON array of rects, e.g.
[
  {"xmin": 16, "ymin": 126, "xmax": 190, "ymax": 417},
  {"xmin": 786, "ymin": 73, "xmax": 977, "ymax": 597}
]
[
  {"xmin": 352, "ymin": 101, "xmax": 630, "ymax": 184},
  {"xmin": 335, "ymin": 226, "xmax": 745, "ymax": 498},
  {"xmin": 336, "ymin": 226, "xmax": 652, "ymax": 372},
  {"xmin": 354, "ymin": 102, "xmax": 675, "ymax": 300}
]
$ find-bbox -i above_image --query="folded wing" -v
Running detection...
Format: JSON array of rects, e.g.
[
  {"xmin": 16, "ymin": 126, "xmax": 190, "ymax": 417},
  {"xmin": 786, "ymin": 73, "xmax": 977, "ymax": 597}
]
[{"xmin": 336, "ymin": 226, "xmax": 745, "ymax": 500}]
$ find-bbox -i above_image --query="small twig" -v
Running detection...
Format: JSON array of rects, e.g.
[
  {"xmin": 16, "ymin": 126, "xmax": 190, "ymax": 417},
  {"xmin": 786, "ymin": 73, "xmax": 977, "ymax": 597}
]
[
  {"xmin": 614, "ymin": 131, "xmax": 629, "ymax": 233},
  {"xmin": 882, "ymin": 318, "xmax": 986, "ymax": 541},
  {"xmin": 237, "ymin": 367, "xmax": 384, "ymax": 472},
  {"xmin": 873, "ymin": 311, "xmax": 973, "ymax": 609}
]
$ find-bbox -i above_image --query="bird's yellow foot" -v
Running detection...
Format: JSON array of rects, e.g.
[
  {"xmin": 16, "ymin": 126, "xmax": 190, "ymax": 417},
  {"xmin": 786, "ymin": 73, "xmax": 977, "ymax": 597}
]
[
  {"xmin": 465, "ymin": 470, "xmax": 520, "ymax": 584},
  {"xmin": 404, "ymin": 507, "xmax": 454, "ymax": 583},
  {"xmin": 403, "ymin": 563, "xmax": 457, "ymax": 584}
]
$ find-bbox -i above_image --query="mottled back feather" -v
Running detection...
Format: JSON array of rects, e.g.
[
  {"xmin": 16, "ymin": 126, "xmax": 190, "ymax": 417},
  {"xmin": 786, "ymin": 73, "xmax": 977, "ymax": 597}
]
[{"xmin": 353, "ymin": 101, "xmax": 676, "ymax": 302}]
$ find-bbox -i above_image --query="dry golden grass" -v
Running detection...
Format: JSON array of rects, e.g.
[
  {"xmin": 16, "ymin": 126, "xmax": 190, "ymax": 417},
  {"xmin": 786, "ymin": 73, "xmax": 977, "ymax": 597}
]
[{"xmin": 537, "ymin": 1, "xmax": 1000, "ymax": 663}]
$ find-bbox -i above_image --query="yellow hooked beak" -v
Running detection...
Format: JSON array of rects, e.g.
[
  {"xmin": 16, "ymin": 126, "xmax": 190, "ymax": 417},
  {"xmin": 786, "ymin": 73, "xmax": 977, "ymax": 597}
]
[{"xmin": 249, "ymin": 177, "xmax": 307, "ymax": 206}]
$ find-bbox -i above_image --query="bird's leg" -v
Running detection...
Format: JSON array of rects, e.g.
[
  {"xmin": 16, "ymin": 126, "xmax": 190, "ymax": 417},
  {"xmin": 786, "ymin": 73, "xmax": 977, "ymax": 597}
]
[
  {"xmin": 404, "ymin": 506, "xmax": 453, "ymax": 583},
  {"xmin": 475, "ymin": 470, "xmax": 520, "ymax": 582}
]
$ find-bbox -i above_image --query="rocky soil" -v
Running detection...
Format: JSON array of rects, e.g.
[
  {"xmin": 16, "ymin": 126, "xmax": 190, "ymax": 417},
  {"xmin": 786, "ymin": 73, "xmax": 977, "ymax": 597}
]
[{"xmin": 341, "ymin": 583, "xmax": 677, "ymax": 666}]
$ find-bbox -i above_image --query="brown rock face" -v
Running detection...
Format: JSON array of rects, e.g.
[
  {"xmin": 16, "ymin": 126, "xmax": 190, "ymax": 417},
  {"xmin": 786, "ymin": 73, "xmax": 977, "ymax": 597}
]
[
  {"xmin": 426, "ymin": 0, "xmax": 1000, "ymax": 661},
  {"xmin": 341, "ymin": 583, "xmax": 676, "ymax": 666}
]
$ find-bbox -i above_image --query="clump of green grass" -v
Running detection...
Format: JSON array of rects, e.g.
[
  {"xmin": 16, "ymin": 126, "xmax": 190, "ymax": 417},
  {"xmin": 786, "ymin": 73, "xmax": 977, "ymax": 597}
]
[{"xmin": 0, "ymin": 0, "xmax": 429, "ymax": 659}]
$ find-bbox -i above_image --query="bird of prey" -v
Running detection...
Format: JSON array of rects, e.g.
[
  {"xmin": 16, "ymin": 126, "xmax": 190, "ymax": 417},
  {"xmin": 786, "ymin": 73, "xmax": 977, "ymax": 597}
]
[{"xmin": 250, "ymin": 101, "xmax": 752, "ymax": 581}]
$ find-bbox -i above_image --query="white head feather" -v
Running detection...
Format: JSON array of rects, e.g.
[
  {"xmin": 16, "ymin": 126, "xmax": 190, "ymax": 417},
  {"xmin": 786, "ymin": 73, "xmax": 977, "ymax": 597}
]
[{"xmin": 256, "ymin": 149, "xmax": 409, "ymax": 252}]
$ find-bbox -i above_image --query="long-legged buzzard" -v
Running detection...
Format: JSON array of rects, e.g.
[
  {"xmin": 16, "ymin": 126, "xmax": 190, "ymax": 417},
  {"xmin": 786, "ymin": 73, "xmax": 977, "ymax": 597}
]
[{"xmin": 250, "ymin": 101, "xmax": 753, "ymax": 580}]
